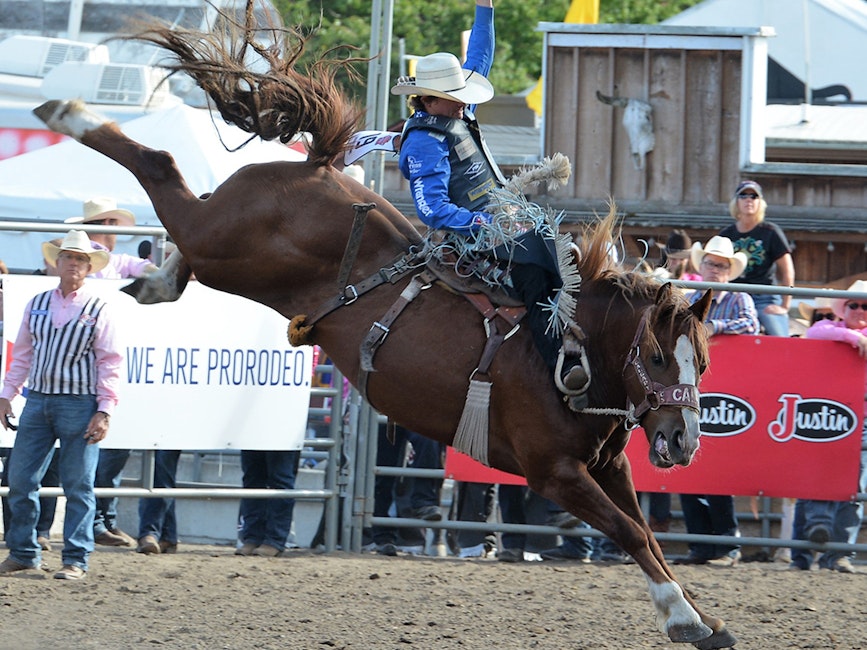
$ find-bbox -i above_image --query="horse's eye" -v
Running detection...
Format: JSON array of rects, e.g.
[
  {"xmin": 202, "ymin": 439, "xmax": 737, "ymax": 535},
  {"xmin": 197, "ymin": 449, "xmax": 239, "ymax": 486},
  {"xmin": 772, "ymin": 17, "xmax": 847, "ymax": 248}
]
[{"xmin": 650, "ymin": 354, "xmax": 664, "ymax": 366}]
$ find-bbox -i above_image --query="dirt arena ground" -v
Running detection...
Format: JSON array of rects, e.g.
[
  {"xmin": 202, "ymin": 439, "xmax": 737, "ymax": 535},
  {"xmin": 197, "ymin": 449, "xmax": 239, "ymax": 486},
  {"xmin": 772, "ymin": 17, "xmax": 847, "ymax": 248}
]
[{"xmin": 0, "ymin": 544, "xmax": 864, "ymax": 650}]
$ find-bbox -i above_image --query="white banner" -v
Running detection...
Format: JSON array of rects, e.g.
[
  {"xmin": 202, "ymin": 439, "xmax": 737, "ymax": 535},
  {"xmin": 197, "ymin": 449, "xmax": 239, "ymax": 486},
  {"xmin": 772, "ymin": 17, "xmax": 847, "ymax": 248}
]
[{"xmin": 1, "ymin": 276, "xmax": 311, "ymax": 450}]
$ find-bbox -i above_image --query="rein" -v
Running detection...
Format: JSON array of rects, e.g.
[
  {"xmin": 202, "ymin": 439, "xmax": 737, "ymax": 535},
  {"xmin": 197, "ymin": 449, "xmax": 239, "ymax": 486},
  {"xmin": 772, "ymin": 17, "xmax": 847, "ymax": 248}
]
[{"xmin": 575, "ymin": 306, "xmax": 700, "ymax": 430}]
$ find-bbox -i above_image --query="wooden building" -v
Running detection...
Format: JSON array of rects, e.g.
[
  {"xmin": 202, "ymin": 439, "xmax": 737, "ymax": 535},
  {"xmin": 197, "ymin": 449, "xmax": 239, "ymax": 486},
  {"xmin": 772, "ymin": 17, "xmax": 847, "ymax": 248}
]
[{"xmin": 383, "ymin": 24, "xmax": 867, "ymax": 288}]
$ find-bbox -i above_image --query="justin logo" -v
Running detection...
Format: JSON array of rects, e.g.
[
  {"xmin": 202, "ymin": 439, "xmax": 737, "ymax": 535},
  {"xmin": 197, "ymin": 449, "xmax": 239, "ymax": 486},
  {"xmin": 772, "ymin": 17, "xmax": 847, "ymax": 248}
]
[
  {"xmin": 698, "ymin": 393, "xmax": 755, "ymax": 436},
  {"xmin": 768, "ymin": 394, "xmax": 858, "ymax": 443}
]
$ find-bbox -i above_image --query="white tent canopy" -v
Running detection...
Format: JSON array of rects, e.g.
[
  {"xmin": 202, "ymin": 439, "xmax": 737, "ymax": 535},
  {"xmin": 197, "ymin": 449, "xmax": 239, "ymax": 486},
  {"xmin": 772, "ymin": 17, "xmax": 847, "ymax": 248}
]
[
  {"xmin": 0, "ymin": 103, "xmax": 306, "ymax": 269},
  {"xmin": 664, "ymin": 0, "xmax": 867, "ymax": 101}
]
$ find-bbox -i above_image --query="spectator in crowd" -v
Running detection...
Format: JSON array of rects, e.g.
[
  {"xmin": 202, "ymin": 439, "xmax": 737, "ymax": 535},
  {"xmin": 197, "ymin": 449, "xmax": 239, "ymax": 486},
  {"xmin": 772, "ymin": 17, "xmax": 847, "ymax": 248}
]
[
  {"xmin": 136, "ymin": 450, "xmax": 182, "ymax": 554},
  {"xmin": 0, "ymin": 231, "xmax": 121, "ymax": 580},
  {"xmin": 3, "ymin": 242, "xmax": 64, "ymax": 549},
  {"xmin": 68, "ymin": 200, "xmax": 156, "ymax": 548},
  {"xmin": 65, "ymin": 197, "xmax": 157, "ymax": 280},
  {"xmin": 718, "ymin": 180, "xmax": 794, "ymax": 337},
  {"xmin": 235, "ymin": 449, "xmax": 302, "ymax": 557},
  {"xmin": 391, "ymin": 0, "xmax": 587, "ymax": 400},
  {"xmin": 677, "ymin": 236, "xmax": 758, "ymax": 567},
  {"xmin": 364, "ymin": 424, "xmax": 444, "ymax": 556},
  {"xmin": 790, "ymin": 280, "xmax": 867, "ymax": 574},
  {"xmin": 653, "ymin": 229, "xmax": 701, "ymax": 281}
]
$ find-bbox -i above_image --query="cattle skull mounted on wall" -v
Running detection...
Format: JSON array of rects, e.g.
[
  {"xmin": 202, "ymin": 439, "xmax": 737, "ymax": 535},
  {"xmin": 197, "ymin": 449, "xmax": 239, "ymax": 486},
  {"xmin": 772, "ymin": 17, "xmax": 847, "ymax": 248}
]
[{"xmin": 596, "ymin": 91, "xmax": 655, "ymax": 171}]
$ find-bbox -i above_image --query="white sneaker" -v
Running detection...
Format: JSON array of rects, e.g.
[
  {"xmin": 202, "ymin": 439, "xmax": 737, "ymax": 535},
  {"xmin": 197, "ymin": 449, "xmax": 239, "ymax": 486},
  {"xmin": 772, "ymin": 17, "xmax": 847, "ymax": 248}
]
[{"xmin": 458, "ymin": 543, "xmax": 488, "ymax": 558}]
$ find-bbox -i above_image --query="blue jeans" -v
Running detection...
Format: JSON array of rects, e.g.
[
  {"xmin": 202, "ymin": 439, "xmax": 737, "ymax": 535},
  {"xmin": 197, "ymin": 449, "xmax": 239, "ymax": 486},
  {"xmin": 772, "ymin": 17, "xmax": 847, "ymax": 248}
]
[
  {"xmin": 751, "ymin": 293, "xmax": 789, "ymax": 337},
  {"xmin": 138, "ymin": 450, "xmax": 181, "ymax": 543},
  {"xmin": 792, "ymin": 425, "xmax": 867, "ymax": 567},
  {"xmin": 2, "ymin": 447, "xmax": 59, "ymax": 538},
  {"xmin": 559, "ymin": 522, "xmax": 594, "ymax": 558},
  {"xmin": 6, "ymin": 392, "xmax": 99, "ymax": 571},
  {"xmin": 238, "ymin": 450, "xmax": 300, "ymax": 549},
  {"xmin": 93, "ymin": 448, "xmax": 132, "ymax": 536},
  {"xmin": 680, "ymin": 493, "xmax": 739, "ymax": 560}
]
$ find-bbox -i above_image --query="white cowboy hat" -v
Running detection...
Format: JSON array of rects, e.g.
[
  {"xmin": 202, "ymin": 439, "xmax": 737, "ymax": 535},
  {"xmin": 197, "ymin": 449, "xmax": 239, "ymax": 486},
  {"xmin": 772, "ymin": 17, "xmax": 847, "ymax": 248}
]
[
  {"xmin": 65, "ymin": 197, "xmax": 135, "ymax": 227},
  {"xmin": 689, "ymin": 236, "xmax": 747, "ymax": 279},
  {"xmin": 832, "ymin": 279, "xmax": 867, "ymax": 318},
  {"xmin": 42, "ymin": 230, "xmax": 110, "ymax": 274},
  {"xmin": 390, "ymin": 52, "xmax": 494, "ymax": 105},
  {"xmin": 798, "ymin": 296, "xmax": 835, "ymax": 322}
]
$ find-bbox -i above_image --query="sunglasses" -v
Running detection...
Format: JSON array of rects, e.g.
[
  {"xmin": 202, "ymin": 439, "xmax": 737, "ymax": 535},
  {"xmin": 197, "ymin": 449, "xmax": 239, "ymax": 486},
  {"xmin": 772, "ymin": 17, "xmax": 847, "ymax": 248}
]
[
  {"xmin": 737, "ymin": 193, "xmax": 759, "ymax": 200},
  {"xmin": 845, "ymin": 302, "xmax": 867, "ymax": 311},
  {"xmin": 700, "ymin": 259, "xmax": 730, "ymax": 271},
  {"xmin": 811, "ymin": 312, "xmax": 836, "ymax": 323}
]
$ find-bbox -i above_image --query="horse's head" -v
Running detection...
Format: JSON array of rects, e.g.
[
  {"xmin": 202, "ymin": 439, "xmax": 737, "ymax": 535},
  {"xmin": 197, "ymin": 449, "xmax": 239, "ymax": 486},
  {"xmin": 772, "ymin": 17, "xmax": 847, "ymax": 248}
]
[{"xmin": 623, "ymin": 283, "xmax": 711, "ymax": 468}]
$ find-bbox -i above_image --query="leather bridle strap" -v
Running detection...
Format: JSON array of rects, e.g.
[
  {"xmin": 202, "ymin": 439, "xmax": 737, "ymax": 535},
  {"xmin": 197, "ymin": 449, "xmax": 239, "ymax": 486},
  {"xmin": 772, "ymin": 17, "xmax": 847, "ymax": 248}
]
[
  {"xmin": 623, "ymin": 307, "xmax": 700, "ymax": 426},
  {"xmin": 336, "ymin": 202, "xmax": 377, "ymax": 292}
]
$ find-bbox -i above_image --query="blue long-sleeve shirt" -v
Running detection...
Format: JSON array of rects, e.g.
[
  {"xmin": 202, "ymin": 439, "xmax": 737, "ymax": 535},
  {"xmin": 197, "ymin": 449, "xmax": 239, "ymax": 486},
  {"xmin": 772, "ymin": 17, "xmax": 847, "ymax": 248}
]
[{"xmin": 398, "ymin": 5, "xmax": 495, "ymax": 233}]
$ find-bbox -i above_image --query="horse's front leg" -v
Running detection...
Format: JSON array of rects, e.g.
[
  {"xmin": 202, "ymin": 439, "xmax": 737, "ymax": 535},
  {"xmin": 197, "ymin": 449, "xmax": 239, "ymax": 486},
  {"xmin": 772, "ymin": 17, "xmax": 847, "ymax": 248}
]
[
  {"xmin": 531, "ymin": 461, "xmax": 715, "ymax": 646},
  {"xmin": 590, "ymin": 455, "xmax": 738, "ymax": 650}
]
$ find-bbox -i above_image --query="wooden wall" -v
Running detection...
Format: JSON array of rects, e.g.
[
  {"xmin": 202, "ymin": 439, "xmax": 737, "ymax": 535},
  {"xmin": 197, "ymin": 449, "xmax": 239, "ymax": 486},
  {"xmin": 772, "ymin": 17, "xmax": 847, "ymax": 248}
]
[{"xmin": 534, "ymin": 25, "xmax": 867, "ymax": 287}]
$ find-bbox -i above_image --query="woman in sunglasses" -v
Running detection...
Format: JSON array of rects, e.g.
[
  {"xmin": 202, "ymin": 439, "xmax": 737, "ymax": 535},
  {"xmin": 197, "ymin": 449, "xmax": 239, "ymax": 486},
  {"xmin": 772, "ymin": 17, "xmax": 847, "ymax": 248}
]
[
  {"xmin": 718, "ymin": 180, "xmax": 795, "ymax": 337},
  {"xmin": 789, "ymin": 279, "xmax": 867, "ymax": 573}
]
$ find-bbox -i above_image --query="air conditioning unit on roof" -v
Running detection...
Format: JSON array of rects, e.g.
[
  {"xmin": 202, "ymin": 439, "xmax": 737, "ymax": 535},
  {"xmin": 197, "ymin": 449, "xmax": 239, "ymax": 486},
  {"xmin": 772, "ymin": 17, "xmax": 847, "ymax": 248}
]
[
  {"xmin": 41, "ymin": 61, "xmax": 175, "ymax": 107},
  {"xmin": 0, "ymin": 35, "xmax": 109, "ymax": 77}
]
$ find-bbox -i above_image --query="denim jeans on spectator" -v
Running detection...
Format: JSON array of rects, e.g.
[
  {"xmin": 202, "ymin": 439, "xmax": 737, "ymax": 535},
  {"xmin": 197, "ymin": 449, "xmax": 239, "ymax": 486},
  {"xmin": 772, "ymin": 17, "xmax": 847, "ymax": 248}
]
[
  {"xmin": 558, "ymin": 521, "xmax": 594, "ymax": 559},
  {"xmin": 791, "ymin": 425, "xmax": 867, "ymax": 568},
  {"xmin": 93, "ymin": 448, "xmax": 132, "ymax": 536},
  {"xmin": 751, "ymin": 293, "xmax": 789, "ymax": 337},
  {"xmin": 238, "ymin": 450, "xmax": 300, "ymax": 549},
  {"xmin": 2, "ymin": 447, "xmax": 59, "ymax": 539},
  {"xmin": 138, "ymin": 450, "xmax": 181, "ymax": 543},
  {"xmin": 6, "ymin": 392, "xmax": 99, "ymax": 571}
]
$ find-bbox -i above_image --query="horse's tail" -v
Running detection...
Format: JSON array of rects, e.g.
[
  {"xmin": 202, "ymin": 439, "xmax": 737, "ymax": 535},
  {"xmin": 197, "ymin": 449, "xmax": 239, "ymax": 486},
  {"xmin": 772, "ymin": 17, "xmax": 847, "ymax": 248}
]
[{"xmin": 116, "ymin": 0, "xmax": 363, "ymax": 167}]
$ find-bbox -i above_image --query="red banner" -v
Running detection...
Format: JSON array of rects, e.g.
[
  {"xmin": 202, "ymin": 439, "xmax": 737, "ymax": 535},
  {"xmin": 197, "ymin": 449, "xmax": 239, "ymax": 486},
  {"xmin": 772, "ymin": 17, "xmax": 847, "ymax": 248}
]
[
  {"xmin": 0, "ymin": 128, "xmax": 67, "ymax": 160},
  {"xmin": 445, "ymin": 336, "xmax": 865, "ymax": 501}
]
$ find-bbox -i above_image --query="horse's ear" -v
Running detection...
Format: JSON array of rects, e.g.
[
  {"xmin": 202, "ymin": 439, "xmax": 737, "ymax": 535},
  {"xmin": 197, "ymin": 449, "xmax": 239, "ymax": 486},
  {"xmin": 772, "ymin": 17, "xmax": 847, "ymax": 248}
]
[
  {"xmin": 654, "ymin": 282, "xmax": 673, "ymax": 305},
  {"xmin": 689, "ymin": 289, "xmax": 713, "ymax": 322}
]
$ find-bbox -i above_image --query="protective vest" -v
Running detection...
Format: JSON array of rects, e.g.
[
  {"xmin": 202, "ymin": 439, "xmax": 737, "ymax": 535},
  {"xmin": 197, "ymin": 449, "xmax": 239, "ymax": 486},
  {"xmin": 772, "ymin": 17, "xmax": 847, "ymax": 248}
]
[
  {"xmin": 27, "ymin": 290, "xmax": 105, "ymax": 395},
  {"xmin": 403, "ymin": 113, "xmax": 507, "ymax": 211}
]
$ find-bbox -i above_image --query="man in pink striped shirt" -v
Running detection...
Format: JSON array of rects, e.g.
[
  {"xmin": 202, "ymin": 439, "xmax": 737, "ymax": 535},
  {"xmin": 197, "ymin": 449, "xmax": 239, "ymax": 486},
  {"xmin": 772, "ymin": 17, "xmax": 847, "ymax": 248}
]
[{"xmin": 0, "ymin": 230, "xmax": 122, "ymax": 580}]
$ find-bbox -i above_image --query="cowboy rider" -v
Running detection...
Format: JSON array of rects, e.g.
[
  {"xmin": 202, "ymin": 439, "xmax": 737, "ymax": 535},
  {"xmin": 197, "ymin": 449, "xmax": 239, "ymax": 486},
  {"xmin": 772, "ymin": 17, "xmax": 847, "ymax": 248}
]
[{"xmin": 391, "ymin": 0, "xmax": 588, "ymax": 402}]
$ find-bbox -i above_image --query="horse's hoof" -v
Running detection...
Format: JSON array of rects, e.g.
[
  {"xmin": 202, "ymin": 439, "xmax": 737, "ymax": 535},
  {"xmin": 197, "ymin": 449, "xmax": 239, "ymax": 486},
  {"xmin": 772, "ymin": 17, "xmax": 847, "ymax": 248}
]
[
  {"xmin": 667, "ymin": 621, "xmax": 712, "ymax": 644},
  {"xmin": 121, "ymin": 278, "xmax": 144, "ymax": 300},
  {"xmin": 691, "ymin": 627, "xmax": 737, "ymax": 649}
]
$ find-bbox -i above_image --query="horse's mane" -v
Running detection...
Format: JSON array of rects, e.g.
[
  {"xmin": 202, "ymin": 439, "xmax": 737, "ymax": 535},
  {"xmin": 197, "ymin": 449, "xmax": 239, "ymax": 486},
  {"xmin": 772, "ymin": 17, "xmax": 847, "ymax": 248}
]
[
  {"xmin": 577, "ymin": 207, "xmax": 709, "ymax": 369},
  {"xmin": 115, "ymin": 0, "xmax": 362, "ymax": 166}
]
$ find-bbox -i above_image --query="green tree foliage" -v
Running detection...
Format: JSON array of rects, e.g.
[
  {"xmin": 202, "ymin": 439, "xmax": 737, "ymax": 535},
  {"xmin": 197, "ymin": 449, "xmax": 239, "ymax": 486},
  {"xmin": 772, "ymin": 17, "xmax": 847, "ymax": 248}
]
[{"xmin": 269, "ymin": 0, "xmax": 702, "ymax": 119}]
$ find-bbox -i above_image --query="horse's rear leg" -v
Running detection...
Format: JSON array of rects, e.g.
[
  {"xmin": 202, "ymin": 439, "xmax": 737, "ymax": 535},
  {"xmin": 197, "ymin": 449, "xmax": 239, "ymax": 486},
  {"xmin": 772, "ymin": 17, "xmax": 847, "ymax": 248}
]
[
  {"xmin": 33, "ymin": 100, "xmax": 194, "ymax": 204},
  {"xmin": 122, "ymin": 249, "xmax": 192, "ymax": 304}
]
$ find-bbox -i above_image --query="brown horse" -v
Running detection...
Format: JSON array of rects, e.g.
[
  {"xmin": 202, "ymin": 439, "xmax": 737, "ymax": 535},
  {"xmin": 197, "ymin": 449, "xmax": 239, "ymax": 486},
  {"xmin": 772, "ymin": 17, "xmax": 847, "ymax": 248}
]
[{"xmin": 31, "ymin": 11, "xmax": 734, "ymax": 650}]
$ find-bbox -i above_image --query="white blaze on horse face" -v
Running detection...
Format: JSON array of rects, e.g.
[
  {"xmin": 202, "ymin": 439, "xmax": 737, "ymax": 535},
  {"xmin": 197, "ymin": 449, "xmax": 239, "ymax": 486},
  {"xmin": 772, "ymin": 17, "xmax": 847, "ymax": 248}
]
[{"xmin": 674, "ymin": 335, "xmax": 700, "ymax": 437}]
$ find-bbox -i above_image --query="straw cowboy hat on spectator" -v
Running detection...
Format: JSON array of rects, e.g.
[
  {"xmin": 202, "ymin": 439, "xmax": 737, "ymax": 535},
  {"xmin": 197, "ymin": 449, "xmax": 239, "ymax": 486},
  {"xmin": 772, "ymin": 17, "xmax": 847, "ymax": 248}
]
[
  {"xmin": 798, "ymin": 296, "xmax": 835, "ymax": 324},
  {"xmin": 42, "ymin": 230, "xmax": 110, "ymax": 274},
  {"xmin": 689, "ymin": 235, "xmax": 747, "ymax": 278},
  {"xmin": 391, "ymin": 52, "xmax": 494, "ymax": 105},
  {"xmin": 65, "ymin": 197, "xmax": 135, "ymax": 227},
  {"xmin": 832, "ymin": 280, "xmax": 867, "ymax": 319}
]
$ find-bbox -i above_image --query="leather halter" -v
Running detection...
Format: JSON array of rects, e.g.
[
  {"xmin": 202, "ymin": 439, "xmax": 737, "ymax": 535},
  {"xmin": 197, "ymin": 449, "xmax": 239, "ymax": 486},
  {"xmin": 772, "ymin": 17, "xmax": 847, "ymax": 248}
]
[{"xmin": 622, "ymin": 307, "xmax": 700, "ymax": 430}]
